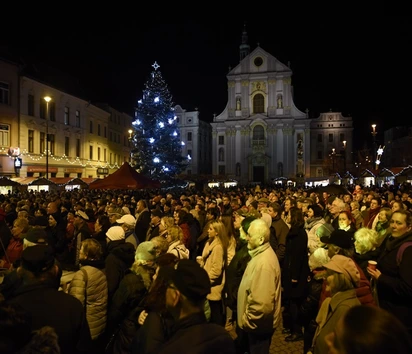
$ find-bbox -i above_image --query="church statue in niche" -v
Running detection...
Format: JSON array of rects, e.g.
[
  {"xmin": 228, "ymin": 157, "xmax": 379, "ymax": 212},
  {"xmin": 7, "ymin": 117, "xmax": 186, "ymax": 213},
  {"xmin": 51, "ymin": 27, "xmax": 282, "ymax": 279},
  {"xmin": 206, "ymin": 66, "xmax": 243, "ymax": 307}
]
[
  {"xmin": 277, "ymin": 94, "xmax": 283, "ymax": 109},
  {"xmin": 236, "ymin": 97, "xmax": 241, "ymax": 110}
]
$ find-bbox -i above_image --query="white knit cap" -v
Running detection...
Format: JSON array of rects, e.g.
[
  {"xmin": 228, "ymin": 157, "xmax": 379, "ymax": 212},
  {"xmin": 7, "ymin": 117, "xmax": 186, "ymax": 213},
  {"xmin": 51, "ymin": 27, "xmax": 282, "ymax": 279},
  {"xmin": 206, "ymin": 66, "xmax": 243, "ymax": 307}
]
[
  {"xmin": 116, "ymin": 214, "xmax": 136, "ymax": 226},
  {"xmin": 106, "ymin": 225, "xmax": 125, "ymax": 241}
]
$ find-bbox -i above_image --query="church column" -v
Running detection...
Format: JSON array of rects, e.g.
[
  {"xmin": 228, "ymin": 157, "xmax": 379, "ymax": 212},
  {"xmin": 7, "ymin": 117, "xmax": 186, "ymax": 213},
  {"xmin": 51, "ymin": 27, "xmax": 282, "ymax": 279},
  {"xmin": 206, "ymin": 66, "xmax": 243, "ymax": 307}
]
[
  {"xmin": 282, "ymin": 78, "xmax": 292, "ymax": 115},
  {"xmin": 212, "ymin": 129, "xmax": 218, "ymax": 174},
  {"xmin": 304, "ymin": 128, "xmax": 311, "ymax": 178},
  {"xmin": 241, "ymin": 126, "xmax": 251, "ymax": 183},
  {"xmin": 267, "ymin": 124, "xmax": 277, "ymax": 179},
  {"xmin": 241, "ymin": 80, "xmax": 250, "ymax": 118},
  {"xmin": 268, "ymin": 79, "xmax": 276, "ymax": 117},
  {"xmin": 282, "ymin": 126, "xmax": 294, "ymax": 177},
  {"xmin": 228, "ymin": 81, "xmax": 236, "ymax": 118}
]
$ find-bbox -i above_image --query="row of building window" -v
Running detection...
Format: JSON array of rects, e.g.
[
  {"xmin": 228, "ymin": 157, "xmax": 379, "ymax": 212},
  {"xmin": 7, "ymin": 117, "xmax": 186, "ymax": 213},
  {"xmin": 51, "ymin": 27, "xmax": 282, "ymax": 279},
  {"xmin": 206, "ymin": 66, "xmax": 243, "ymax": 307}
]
[{"xmin": 26, "ymin": 128, "xmax": 125, "ymax": 164}]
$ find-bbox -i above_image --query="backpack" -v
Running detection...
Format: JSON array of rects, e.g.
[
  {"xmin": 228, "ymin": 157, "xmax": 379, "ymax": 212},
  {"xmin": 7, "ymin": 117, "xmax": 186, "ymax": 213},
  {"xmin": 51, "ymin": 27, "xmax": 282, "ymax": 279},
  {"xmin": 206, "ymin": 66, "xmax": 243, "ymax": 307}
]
[{"xmin": 396, "ymin": 241, "xmax": 412, "ymax": 266}]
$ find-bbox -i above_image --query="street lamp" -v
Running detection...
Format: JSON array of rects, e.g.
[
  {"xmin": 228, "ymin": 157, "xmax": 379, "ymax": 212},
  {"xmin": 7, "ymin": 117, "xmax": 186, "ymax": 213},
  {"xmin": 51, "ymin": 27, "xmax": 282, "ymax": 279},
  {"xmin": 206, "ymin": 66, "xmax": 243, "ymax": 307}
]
[
  {"xmin": 331, "ymin": 148, "xmax": 336, "ymax": 172},
  {"xmin": 343, "ymin": 140, "xmax": 347, "ymax": 172},
  {"xmin": 44, "ymin": 96, "xmax": 51, "ymax": 179},
  {"xmin": 371, "ymin": 124, "xmax": 377, "ymax": 169},
  {"xmin": 128, "ymin": 129, "xmax": 133, "ymax": 162}
]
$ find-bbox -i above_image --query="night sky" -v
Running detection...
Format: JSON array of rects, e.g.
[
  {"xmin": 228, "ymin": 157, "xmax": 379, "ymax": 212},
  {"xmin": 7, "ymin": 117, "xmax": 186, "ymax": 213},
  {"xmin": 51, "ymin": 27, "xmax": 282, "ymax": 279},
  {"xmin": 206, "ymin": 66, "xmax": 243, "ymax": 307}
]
[{"xmin": 2, "ymin": 17, "xmax": 404, "ymax": 150}]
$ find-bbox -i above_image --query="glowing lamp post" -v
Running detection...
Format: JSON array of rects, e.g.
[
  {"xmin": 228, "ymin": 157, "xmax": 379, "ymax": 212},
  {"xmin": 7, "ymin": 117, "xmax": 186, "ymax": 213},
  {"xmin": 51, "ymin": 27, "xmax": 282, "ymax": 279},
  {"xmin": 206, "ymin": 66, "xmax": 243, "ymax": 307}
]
[
  {"xmin": 44, "ymin": 96, "xmax": 52, "ymax": 179},
  {"xmin": 343, "ymin": 140, "xmax": 347, "ymax": 172}
]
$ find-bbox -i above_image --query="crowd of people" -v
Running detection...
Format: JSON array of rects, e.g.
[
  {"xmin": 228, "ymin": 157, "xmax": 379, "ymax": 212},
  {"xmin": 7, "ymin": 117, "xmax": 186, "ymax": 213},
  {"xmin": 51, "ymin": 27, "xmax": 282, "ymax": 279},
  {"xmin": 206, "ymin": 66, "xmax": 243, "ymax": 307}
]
[{"xmin": 0, "ymin": 182, "xmax": 412, "ymax": 353}]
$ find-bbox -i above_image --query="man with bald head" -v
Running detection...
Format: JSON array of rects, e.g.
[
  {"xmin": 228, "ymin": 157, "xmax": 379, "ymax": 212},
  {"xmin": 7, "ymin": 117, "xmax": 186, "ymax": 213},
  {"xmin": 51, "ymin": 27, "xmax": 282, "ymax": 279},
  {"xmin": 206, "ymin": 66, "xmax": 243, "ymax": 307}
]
[{"xmin": 237, "ymin": 218, "xmax": 282, "ymax": 354}]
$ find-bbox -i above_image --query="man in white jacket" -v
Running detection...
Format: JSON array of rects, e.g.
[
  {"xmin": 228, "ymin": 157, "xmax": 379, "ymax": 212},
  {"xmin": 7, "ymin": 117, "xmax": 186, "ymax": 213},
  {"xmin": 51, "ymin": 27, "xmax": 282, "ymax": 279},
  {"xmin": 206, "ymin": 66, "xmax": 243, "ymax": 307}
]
[{"xmin": 237, "ymin": 218, "xmax": 282, "ymax": 354}]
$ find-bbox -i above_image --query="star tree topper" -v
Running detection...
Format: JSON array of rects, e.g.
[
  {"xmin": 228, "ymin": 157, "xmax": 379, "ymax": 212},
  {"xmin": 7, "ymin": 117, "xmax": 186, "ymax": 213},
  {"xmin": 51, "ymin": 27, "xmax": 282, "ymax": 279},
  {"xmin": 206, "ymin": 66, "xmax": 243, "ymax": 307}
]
[{"xmin": 152, "ymin": 61, "xmax": 160, "ymax": 70}]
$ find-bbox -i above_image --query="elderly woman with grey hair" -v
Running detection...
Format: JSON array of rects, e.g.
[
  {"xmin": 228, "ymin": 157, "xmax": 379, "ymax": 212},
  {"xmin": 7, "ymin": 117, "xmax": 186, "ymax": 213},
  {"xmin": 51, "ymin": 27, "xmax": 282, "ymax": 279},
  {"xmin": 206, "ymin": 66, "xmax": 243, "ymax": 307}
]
[{"xmin": 354, "ymin": 227, "xmax": 381, "ymax": 277}]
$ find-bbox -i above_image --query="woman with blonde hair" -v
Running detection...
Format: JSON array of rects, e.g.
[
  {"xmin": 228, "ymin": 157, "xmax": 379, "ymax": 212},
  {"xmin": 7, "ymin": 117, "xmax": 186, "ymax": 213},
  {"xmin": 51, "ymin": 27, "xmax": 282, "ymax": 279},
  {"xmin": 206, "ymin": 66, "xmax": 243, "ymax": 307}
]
[
  {"xmin": 159, "ymin": 216, "xmax": 175, "ymax": 238},
  {"xmin": 165, "ymin": 223, "xmax": 189, "ymax": 259},
  {"xmin": 197, "ymin": 220, "xmax": 229, "ymax": 326}
]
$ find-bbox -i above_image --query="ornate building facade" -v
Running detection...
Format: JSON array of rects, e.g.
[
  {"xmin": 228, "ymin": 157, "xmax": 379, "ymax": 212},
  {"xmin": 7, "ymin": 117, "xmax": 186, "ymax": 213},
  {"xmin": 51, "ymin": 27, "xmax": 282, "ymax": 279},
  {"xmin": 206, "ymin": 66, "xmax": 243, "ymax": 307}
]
[{"xmin": 211, "ymin": 29, "xmax": 353, "ymax": 185}]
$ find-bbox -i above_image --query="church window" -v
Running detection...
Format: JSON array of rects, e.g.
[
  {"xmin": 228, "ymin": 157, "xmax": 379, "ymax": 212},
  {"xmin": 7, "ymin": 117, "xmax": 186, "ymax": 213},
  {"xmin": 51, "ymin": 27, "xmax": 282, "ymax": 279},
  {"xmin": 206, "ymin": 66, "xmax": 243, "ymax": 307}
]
[
  {"xmin": 253, "ymin": 94, "xmax": 264, "ymax": 113},
  {"xmin": 252, "ymin": 125, "xmax": 265, "ymax": 146}
]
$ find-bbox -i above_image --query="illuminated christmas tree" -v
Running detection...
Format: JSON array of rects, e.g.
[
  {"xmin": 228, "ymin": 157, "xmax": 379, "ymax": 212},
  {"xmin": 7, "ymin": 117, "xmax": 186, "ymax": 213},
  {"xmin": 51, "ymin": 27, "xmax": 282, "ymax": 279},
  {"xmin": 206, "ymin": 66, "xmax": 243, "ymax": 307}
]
[{"xmin": 130, "ymin": 61, "xmax": 187, "ymax": 179}]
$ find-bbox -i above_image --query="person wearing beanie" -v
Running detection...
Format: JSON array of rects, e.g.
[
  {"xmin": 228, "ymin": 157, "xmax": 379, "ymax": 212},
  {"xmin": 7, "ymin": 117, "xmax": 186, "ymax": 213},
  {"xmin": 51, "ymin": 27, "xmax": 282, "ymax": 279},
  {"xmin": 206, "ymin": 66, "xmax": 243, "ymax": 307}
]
[
  {"xmin": 105, "ymin": 225, "xmax": 135, "ymax": 300},
  {"xmin": 116, "ymin": 214, "xmax": 139, "ymax": 249}
]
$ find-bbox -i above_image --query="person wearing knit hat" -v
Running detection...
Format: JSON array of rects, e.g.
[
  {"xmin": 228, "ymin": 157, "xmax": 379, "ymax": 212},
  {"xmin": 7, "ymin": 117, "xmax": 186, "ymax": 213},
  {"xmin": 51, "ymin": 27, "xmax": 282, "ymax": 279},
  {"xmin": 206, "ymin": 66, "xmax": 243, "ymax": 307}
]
[
  {"xmin": 106, "ymin": 225, "xmax": 125, "ymax": 242},
  {"xmin": 116, "ymin": 214, "xmax": 138, "ymax": 249},
  {"xmin": 135, "ymin": 241, "xmax": 157, "ymax": 262},
  {"xmin": 312, "ymin": 254, "xmax": 361, "ymax": 354},
  {"xmin": 116, "ymin": 214, "xmax": 136, "ymax": 226},
  {"xmin": 104, "ymin": 226, "xmax": 135, "ymax": 299}
]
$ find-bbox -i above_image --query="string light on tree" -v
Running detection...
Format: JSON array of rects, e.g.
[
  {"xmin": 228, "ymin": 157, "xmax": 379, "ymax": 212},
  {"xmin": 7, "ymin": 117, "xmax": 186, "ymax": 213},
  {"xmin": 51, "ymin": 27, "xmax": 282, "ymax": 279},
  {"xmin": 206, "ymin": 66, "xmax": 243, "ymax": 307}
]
[{"xmin": 130, "ymin": 61, "xmax": 187, "ymax": 178}]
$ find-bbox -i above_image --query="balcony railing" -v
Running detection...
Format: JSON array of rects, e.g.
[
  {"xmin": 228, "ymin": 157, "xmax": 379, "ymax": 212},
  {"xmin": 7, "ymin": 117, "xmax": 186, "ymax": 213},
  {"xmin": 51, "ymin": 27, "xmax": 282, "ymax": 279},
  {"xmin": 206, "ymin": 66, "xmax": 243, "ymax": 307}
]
[{"xmin": 251, "ymin": 139, "xmax": 266, "ymax": 147}]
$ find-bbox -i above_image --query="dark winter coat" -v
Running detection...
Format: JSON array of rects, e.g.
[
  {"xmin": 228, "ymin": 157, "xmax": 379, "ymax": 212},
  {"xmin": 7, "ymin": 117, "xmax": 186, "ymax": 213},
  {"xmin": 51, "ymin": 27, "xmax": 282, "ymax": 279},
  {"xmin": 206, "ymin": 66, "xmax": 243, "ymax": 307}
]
[
  {"xmin": 376, "ymin": 231, "xmax": 412, "ymax": 335},
  {"xmin": 0, "ymin": 219, "xmax": 12, "ymax": 259},
  {"xmin": 224, "ymin": 241, "xmax": 250, "ymax": 311},
  {"xmin": 282, "ymin": 225, "xmax": 310, "ymax": 299},
  {"xmin": 135, "ymin": 209, "xmax": 151, "ymax": 244},
  {"xmin": 105, "ymin": 240, "xmax": 136, "ymax": 299},
  {"xmin": 131, "ymin": 311, "xmax": 174, "ymax": 354},
  {"xmin": 7, "ymin": 279, "xmax": 92, "ymax": 354},
  {"xmin": 157, "ymin": 311, "xmax": 235, "ymax": 354},
  {"xmin": 354, "ymin": 248, "xmax": 381, "ymax": 278},
  {"xmin": 299, "ymin": 269, "xmax": 327, "ymax": 328}
]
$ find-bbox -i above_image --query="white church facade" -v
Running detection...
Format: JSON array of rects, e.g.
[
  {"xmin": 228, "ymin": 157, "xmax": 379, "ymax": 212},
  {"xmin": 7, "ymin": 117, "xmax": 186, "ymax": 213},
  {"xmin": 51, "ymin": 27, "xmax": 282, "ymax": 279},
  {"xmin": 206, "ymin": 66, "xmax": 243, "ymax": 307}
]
[{"xmin": 211, "ymin": 30, "xmax": 353, "ymax": 185}]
